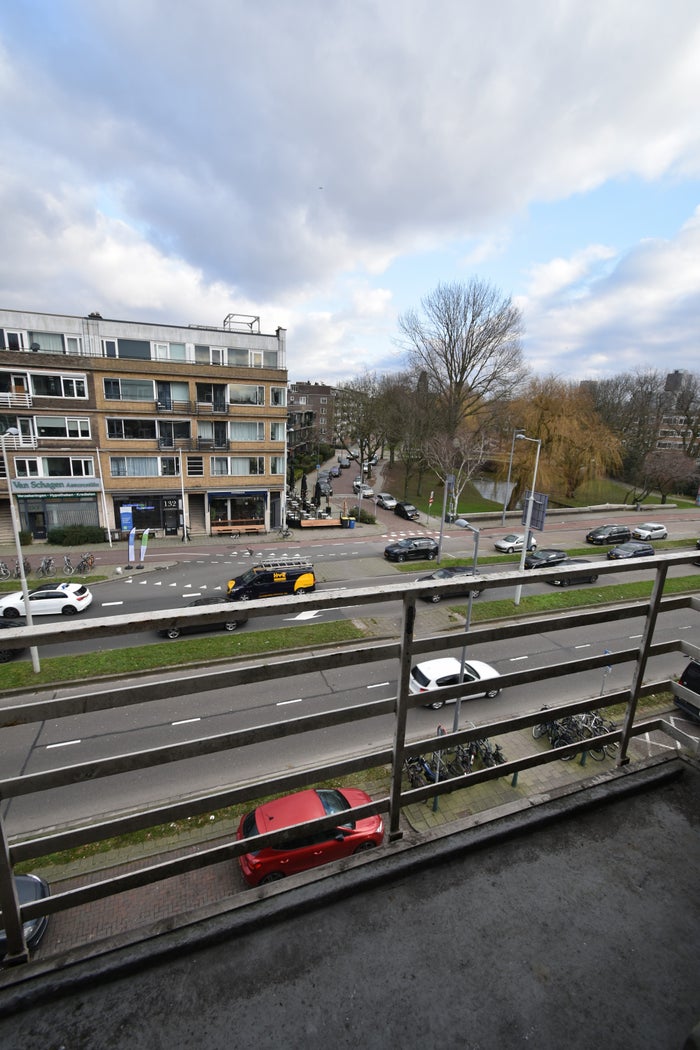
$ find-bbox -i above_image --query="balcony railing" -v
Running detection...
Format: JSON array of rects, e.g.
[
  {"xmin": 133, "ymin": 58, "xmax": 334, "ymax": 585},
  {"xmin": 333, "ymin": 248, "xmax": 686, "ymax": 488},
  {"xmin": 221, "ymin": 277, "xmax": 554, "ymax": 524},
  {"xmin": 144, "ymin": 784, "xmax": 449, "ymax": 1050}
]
[{"xmin": 0, "ymin": 551, "xmax": 697, "ymax": 964}]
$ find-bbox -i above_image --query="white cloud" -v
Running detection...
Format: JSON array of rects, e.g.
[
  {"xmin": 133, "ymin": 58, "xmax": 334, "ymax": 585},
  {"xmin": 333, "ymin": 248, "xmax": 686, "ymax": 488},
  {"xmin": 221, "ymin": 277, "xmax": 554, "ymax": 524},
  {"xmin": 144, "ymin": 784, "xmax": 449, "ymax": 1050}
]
[{"xmin": 0, "ymin": 1, "xmax": 699, "ymax": 382}]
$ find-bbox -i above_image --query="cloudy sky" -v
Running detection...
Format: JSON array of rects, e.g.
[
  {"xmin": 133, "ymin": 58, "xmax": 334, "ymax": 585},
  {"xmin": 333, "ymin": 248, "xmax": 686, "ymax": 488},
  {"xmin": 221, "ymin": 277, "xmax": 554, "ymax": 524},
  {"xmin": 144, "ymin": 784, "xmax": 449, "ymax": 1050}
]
[{"xmin": 1, "ymin": 1, "xmax": 699, "ymax": 385}]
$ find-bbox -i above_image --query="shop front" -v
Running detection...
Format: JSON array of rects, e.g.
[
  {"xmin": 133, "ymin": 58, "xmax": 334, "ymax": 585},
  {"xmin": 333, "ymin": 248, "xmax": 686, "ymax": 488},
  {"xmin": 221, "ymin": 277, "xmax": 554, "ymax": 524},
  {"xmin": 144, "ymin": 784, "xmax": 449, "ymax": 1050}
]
[
  {"xmin": 112, "ymin": 495, "xmax": 184, "ymax": 538},
  {"xmin": 10, "ymin": 477, "xmax": 101, "ymax": 538},
  {"xmin": 208, "ymin": 490, "xmax": 267, "ymax": 533}
]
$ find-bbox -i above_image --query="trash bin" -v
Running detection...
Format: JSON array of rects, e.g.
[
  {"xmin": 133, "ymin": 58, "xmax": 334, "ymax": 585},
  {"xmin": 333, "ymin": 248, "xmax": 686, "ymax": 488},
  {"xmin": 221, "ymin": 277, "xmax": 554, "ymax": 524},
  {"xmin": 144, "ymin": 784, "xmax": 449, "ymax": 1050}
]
[{"xmin": 348, "ymin": 518, "xmax": 356, "ymax": 529}]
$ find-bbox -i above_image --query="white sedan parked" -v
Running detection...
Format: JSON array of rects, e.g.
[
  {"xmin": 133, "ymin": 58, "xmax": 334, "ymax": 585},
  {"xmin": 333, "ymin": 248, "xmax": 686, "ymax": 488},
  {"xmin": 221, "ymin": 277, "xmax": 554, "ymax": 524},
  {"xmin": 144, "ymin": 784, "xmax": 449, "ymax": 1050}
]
[
  {"xmin": 408, "ymin": 656, "xmax": 501, "ymax": 708},
  {"xmin": 632, "ymin": 522, "xmax": 668, "ymax": 541},
  {"xmin": 0, "ymin": 582, "xmax": 93, "ymax": 618},
  {"xmin": 376, "ymin": 492, "xmax": 397, "ymax": 510}
]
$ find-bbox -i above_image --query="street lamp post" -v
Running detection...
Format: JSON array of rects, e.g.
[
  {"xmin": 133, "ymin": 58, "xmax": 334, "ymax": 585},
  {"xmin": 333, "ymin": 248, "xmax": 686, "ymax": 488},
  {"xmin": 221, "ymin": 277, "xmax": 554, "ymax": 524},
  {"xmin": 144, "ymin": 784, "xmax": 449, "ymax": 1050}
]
[
  {"xmin": 513, "ymin": 434, "xmax": 542, "ymax": 606},
  {"xmin": 453, "ymin": 518, "xmax": 480, "ymax": 733},
  {"xmin": 501, "ymin": 428, "xmax": 524, "ymax": 526},
  {"xmin": 0, "ymin": 429, "xmax": 40, "ymax": 672}
]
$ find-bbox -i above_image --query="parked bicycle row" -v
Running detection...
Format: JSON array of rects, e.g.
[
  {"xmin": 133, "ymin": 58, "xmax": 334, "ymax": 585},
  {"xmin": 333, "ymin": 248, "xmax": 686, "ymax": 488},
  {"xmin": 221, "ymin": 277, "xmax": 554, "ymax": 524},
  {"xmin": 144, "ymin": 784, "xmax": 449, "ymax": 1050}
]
[
  {"xmin": 0, "ymin": 552, "xmax": 95, "ymax": 579},
  {"xmin": 403, "ymin": 737, "xmax": 507, "ymax": 789},
  {"xmin": 532, "ymin": 707, "xmax": 619, "ymax": 761}
]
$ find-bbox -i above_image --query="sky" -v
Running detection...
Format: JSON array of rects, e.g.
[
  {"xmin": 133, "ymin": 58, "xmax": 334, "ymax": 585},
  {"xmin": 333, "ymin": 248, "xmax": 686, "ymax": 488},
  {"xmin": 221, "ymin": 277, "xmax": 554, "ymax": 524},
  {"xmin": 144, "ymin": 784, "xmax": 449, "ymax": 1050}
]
[{"xmin": 1, "ymin": 0, "xmax": 699, "ymax": 386}]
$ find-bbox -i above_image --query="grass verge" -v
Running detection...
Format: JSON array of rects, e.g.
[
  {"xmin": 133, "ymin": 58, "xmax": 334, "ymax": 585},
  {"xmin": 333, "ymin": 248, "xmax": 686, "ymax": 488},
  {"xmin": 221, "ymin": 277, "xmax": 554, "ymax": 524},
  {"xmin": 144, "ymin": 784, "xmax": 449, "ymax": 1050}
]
[{"xmin": 2, "ymin": 619, "xmax": 367, "ymax": 690}]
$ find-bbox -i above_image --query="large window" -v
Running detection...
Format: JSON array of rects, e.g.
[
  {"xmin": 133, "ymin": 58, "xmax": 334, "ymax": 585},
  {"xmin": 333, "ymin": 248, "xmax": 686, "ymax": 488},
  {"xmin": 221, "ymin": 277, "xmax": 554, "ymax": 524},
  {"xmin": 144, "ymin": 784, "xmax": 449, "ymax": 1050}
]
[
  {"xmin": 110, "ymin": 456, "xmax": 178, "ymax": 478},
  {"xmin": 27, "ymin": 331, "xmax": 64, "ymax": 353},
  {"xmin": 270, "ymin": 387, "xmax": 286, "ymax": 406},
  {"xmin": 210, "ymin": 456, "xmax": 265, "ymax": 476},
  {"xmin": 35, "ymin": 416, "xmax": 90, "ymax": 438},
  {"xmin": 31, "ymin": 374, "xmax": 86, "ymax": 398},
  {"xmin": 270, "ymin": 456, "xmax": 284, "ymax": 474},
  {"xmin": 270, "ymin": 421, "xmax": 285, "ymax": 441},
  {"xmin": 107, "ymin": 418, "xmax": 158, "ymax": 440},
  {"xmin": 229, "ymin": 421, "xmax": 264, "ymax": 441},
  {"xmin": 153, "ymin": 342, "xmax": 187, "ymax": 362},
  {"xmin": 15, "ymin": 457, "xmax": 94, "ymax": 478},
  {"xmin": 104, "ymin": 378, "xmax": 155, "ymax": 401},
  {"xmin": 229, "ymin": 384, "xmax": 264, "ymax": 406}
]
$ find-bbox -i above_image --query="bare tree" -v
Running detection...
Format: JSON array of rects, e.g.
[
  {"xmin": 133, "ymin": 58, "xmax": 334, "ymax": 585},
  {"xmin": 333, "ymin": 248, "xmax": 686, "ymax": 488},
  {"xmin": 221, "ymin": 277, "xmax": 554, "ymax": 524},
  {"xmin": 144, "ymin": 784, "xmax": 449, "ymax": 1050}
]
[
  {"xmin": 335, "ymin": 372, "xmax": 386, "ymax": 476},
  {"xmin": 423, "ymin": 426, "xmax": 490, "ymax": 518},
  {"xmin": 638, "ymin": 449, "xmax": 699, "ymax": 503},
  {"xmin": 397, "ymin": 279, "xmax": 527, "ymax": 437}
]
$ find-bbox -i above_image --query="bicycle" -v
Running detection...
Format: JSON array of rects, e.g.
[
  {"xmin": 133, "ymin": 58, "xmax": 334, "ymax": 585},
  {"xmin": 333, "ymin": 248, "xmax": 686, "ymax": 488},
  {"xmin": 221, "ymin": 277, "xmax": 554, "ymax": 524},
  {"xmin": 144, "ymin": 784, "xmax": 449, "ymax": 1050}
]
[
  {"xmin": 0, "ymin": 560, "xmax": 10, "ymax": 580},
  {"xmin": 64, "ymin": 553, "xmax": 94, "ymax": 575},
  {"xmin": 278, "ymin": 525, "xmax": 292, "ymax": 540},
  {"xmin": 36, "ymin": 555, "xmax": 56, "ymax": 578},
  {"xmin": 12, "ymin": 557, "xmax": 32, "ymax": 579}
]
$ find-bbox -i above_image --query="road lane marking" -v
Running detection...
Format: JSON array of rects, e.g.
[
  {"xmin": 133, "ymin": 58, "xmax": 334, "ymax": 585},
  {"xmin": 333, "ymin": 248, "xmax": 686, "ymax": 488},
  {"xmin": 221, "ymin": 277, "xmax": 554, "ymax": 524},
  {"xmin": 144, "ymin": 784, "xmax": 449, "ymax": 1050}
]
[
  {"xmin": 510, "ymin": 656, "xmax": 529, "ymax": 662},
  {"xmin": 101, "ymin": 601, "xmax": 123, "ymax": 607},
  {"xmin": 285, "ymin": 611, "xmax": 322, "ymax": 620},
  {"xmin": 368, "ymin": 682, "xmax": 390, "ymax": 689},
  {"xmin": 172, "ymin": 717, "xmax": 201, "ymax": 726},
  {"xmin": 46, "ymin": 740, "xmax": 81, "ymax": 749},
  {"xmin": 277, "ymin": 698, "xmax": 303, "ymax": 706},
  {"xmin": 574, "ymin": 644, "xmax": 591, "ymax": 649}
]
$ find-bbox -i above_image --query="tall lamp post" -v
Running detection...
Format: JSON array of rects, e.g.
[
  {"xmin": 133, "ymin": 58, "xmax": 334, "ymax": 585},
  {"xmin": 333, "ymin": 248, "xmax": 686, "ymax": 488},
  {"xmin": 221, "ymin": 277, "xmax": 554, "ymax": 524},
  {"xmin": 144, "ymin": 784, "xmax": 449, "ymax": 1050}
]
[
  {"xmin": 0, "ymin": 429, "xmax": 40, "ymax": 672},
  {"xmin": 453, "ymin": 518, "xmax": 480, "ymax": 733},
  {"xmin": 514, "ymin": 434, "xmax": 542, "ymax": 606},
  {"xmin": 501, "ymin": 428, "xmax": 524, "ymax": 526}
]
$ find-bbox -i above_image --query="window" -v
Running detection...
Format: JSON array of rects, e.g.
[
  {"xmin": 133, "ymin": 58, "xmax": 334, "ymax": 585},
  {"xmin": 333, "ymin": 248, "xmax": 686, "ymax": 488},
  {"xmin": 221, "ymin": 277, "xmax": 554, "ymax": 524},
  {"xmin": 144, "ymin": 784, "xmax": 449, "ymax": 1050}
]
[
  {"xmin": 229, "ymin": 384, "xmax": 264, "ymax": 406},
  {"xmin": 117, "ymin": 339, "xmax": 150, "ymax": 360},
  {"xmin": 109, "ymin": 456, "xmax": 162, "ymax": 477},
  {"xmin": 230, "ymin": 456, "xmax": 265, "ymax": 476},
  {"xmin": 14, "ymin": 459, "xmax": 39, "ymax": 477},
  {"xmin": 249, "ymin": 351, "xmax": 264, "ymax": 368},
  {"xmin": 106, "ymin": 418, "xmax": 157, "ymax": 440},
  {"xmin": 5, "ymin": 331, "xmax": 25, "ymax": 351},
  {"xmin": 270, "ymin": 421, "xmax": 285, "ymax": 441},
  {"xmin": 16, "ymin": 457, "xmax": 95, "ymax": 478},
  {"xmin": 103, "ymin": 378, "xmax": 155, "ymax": 401},
  {"xmin": 27, "ymin": 331, "xmax": 64, "ymax": 353},
  {"xmin": 153, "ymin": 341, "xmax": 187, "ymax": 362},
  {"xmin": 65, "ymin": 336, "xmax": 82, "ymax": 355},
  {"xmin": 35, "ymin": 416, "xmax": 90, "ymax": 438},
  {"xmin": 320, "ymin": 397, "xmax": 327, "ymax": 404},
  {"xmin": 102, "ymin": 339, "xmax": 117, "ymax": 358},
  {"xmin": 297, "ymin": 395, "xmax": 307, "ymax": 405},
  {"xmin": 31, "ymin": 374, "xmax": 86, "ymax": 398},
  {"xmin": 211, "ymin": 456, "xmax": 230, "ymax": 476},
  {"xmin": 270, "ymin": 456, "xmax": 284, "ymax": 474},
  {"xmin": 270, "ymin": 388, "xmax": 286, "ymax": 406},
  {"xmin": 229, "ymin": 421, "xmax": 264, "ymax": 441},
  {"xmin": 195, "ymin": 345, "xmax": 223, "ymax": 365}
]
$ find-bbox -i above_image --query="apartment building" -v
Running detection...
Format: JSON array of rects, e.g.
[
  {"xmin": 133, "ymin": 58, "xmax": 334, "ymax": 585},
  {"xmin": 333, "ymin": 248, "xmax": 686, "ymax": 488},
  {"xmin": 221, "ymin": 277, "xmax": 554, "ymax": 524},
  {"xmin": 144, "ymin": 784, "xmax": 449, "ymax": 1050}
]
[
  {"xmin": 0, "ymin": 309, "xmax": 288, "ymax": 541},
  {"xmin": 287, "ymin": 381, "xmax": 336, "ymax": 456}
]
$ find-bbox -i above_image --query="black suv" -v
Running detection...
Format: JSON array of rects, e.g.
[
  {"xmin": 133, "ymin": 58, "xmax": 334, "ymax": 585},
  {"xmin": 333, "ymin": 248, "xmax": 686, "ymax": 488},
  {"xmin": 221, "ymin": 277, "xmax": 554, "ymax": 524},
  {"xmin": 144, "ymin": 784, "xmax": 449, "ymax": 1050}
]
[
  {"xmin": 384, "ymin": 538, "xmax": 439, "ymax": 562},
  {"xmin": 674, "ymin": 660, "xmax": 700, "ymax": 723},
  {"xmin": 394, "ymin": 501, "xmax": 420, "ymax": 521},
  {"xmin": 586, "ymin": 524, "xmax": 631, "ymax": 545}
]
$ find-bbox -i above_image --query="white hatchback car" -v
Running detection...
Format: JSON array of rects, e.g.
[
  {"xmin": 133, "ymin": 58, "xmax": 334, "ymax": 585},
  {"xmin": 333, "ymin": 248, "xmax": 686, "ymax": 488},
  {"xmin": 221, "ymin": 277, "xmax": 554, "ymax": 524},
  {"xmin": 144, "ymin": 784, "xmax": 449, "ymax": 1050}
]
[
  {"xmin": 0, "ymin": 582, "xmax": 93, "ymax": 618},
  {"xmin": 494, "ymin": 533, "xmax": 537, "ymax": 554},
  {"xmin": 632, "ymin": 522, "xmax": 668, "ymax": 541},
  {"xmin": 409, "ymin": 656, "xmax": 501, "ymax": 708}
]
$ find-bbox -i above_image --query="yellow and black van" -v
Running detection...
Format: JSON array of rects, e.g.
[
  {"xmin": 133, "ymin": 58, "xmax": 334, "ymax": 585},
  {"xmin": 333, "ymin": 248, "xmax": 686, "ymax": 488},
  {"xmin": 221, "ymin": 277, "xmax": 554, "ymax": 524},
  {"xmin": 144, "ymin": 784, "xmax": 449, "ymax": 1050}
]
[{"xmin": 226, "ymin": 560, "xmax": 316, "ymax": 601}]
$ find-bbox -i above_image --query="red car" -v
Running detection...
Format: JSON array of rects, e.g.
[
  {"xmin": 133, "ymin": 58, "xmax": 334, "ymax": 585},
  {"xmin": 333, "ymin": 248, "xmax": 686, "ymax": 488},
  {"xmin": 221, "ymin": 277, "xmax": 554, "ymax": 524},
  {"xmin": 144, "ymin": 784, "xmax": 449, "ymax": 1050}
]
[{"xmin": 237, "ymin": 787, "xmax": 384, "ymax": 886}]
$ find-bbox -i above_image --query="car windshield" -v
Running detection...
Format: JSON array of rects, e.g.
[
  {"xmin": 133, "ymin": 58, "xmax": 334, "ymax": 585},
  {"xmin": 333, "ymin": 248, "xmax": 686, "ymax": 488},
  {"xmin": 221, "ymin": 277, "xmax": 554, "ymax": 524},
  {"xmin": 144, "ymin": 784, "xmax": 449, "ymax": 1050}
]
[
  {"xmin": 233, "ymin": 569, "xmax": 257, "ymax": 585},
  {"xmin": 317, "ymin": 789, "xmax": 350, "ymax": 817},
  {"xmin": 411, "ymin": 665, "xmax": 431, "ymax": 687}
]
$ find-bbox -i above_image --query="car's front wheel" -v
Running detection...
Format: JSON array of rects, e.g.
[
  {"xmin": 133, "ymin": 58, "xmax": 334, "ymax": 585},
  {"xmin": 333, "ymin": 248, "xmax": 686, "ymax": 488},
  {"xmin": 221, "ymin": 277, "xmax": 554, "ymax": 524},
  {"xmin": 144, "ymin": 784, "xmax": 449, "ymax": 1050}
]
[
  {"xmin": 397, "ymin": 554, "xmax": 405, "ymax": 563},
  {"xmin": 2, "ymin": 608, "xmax": 21, "ymax": 619},
  {"xmin": 507, "ymin": 546, "xmax": 514, "ymax": 554},
  {"xmin": 259, "ymin": 872, "xmax": 285, "ymax": 885},
  {"xmin": 224, "ymin": 621, "xmax": 241, "ymax": 632},
  {"xmin": 61, "ymin": 605, "xmax": 78, "ymax": 615},
  {"xmin": 430, "ymin": 594, "xmax": 442, "ymax": 603},
  {"xmin": 354, "ymin": 842, "xmax": 376, "ymax": 854},
  {"xmin": 166, "ymin": 627, "xmax": 182, "ymax": 639},
  {"xmin": 427, "ymin": 551, "xmax": 436, "ymax": 560},
  {"xmin": 485, "ymin": 688, "xmax": 501, "ymax": 699},
  {"xmin": 427, "ymin": 699, "xmax": 445, "ymax": 710}
]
